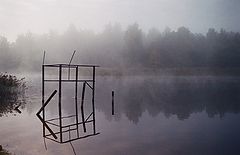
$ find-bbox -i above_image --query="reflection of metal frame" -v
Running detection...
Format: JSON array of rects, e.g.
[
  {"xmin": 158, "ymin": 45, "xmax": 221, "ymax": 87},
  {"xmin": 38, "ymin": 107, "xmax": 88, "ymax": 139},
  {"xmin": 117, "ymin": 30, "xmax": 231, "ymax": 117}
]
[{"xmin": 37, "ymin": 63, "xmax": 99, "ymax": 144}]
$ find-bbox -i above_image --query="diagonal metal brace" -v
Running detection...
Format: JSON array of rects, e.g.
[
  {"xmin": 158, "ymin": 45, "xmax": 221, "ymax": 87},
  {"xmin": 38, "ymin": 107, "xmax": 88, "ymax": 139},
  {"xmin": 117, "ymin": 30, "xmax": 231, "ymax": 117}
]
[
  {"xmin": 85, "ymin": 82, "xmax": 93, "ymax": 90},
  {"xmin": 36, "ymin": 90, "xmax": 58, "ymax": 139}
]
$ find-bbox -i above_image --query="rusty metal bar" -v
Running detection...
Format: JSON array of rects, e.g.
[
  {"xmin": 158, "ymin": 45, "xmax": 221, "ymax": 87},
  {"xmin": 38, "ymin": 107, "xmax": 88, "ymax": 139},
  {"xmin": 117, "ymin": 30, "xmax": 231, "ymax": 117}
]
[
  {"xmin": 42, "ymin": 65, "xmax": 45, "ymax": 137},
  {"xmin": 69, "ymin": 51, "xmax": 76, "ymax": 64},
  {"xmin": 61, "ymin": 133, "xmax": 100, "ymax": 144},
  {"xmin": 86, "ymin": 82, "xmax": 93, "ymax": 90},
  {"xmin": 36, "ymin": 114, "xmax": 58, "ymax": 139},
  {"xmin": 69, "ymin": 126, "xmax": 71, "ymax": 140},
  {"xmin": 40, "ymin": 59, "xmax": 100, "ymax": 144},
  {"xmin": 44, "ymin": 79, "xmax": 93, "ymax": 82},
  {"xmin": 36, "ymin": 90, "xmax": 58, "ymax": 139},
  {"xmin": 37, "ymin": 90, "xmax": 57, "ymax": 115},
  {"xmin": 68, "ymin": 66, "xmax": 71, "ymax": 80},
  {"xmin": 68, "ymin": 50, "xmax": 76, "ymax": 80},
  {"xmin": 46, "ymin": 115, "xmax": 76, "ymax": 122},
  {"xmin": 46, "ymin": 127, "xmax": 77, "ymax": 137},
  {"xmin": 45, "ymin": 136, "xmax": 60, "ymax": 143},
  {"xmin": 92, "ymin": 66, "xmax": 96, "ymax": 134},
  {"xmin": 112, "ymin": 91, "xmax": 114, "ymax": 115},
  {"xmin": 45, "ymin": 121, "xmax": 60, "ymax": 127},
  {"xmin": 44, "ymin": 64, "xmax": 99, "ymax": 68},
  {"xmin": 45, "ymin": 132, "xmax": 100, "ymax": 144},
  {"xmin": 75, "ymin": 66, "xmax": 79, "ymax": 137},
  {"xmin": 43, "ymin": 51, "xmax": 46, "ymax": 64},
  {"xmin": 81, "ymin": 82, "xmax": 86, "ymax": 132},
  {"xmin": 62, "ymin": 120, "xmax": 93, "ymax": 128},
  {"xmin": 59, "ymin": 65, "xmax": 63, "ymax": 143},
  {"xmin": 85, "ymin": 112, "xmax": 93, "ymax": 122}
]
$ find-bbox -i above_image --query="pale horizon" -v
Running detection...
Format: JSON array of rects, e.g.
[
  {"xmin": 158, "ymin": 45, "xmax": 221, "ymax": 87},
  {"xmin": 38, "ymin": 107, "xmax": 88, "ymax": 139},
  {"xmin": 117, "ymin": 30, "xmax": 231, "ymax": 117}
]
[{"xmin": 1, "ymin": 0, "xmax": 240, "ymax": 42}]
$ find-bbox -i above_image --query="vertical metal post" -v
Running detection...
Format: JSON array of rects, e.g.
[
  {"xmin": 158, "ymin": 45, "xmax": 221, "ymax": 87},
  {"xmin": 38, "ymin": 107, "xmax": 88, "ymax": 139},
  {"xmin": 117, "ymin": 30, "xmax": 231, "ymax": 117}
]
[
  {"xmin": 69, "ymin": 126, "xmax": 71, "ymax": 140},
  {"xmin": 112, "ymin": 91, "xmax": 114, "ymax": 115},
  {"xmin": 92, "ymin": 66, "xmax": 96, "ymax": 134},
  {"xmin": 81, "ymin": 82, "xmax": 86, "ymax": 133},
  {"xmin": 68, "ymin": 50, "xmax": 76, "ymax": 80},
  {"xmin": 59, "ymin": 65, "xmax": 62, "ymax": 143},
  {"xmin": 42, "ymin": 51, "xmax": 46, "ymax": 64},
  {"xmin": 68, "ymin": 67, "xmax": 71, "ymax": 80},
  {"xmin": 75, "ymin": 66, "xmax": 79, "ymax": 137},
  {"xmin": 42, "ymin": 65, "xmax": 45, "ymax": 137}
]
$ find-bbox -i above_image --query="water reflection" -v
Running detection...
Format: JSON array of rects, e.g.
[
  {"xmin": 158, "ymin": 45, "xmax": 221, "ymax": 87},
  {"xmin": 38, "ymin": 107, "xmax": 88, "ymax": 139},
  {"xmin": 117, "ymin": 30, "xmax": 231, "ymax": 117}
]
[
  {"xmin": 96, "ymin": 76, "xmax": 240, "ymax": 123},
  {"xmin": 0, "ymin": 86, "xmax": 26, "ymax": 117},
  {"xmin": 21, "ymin": 75, "xmax": 240, "ymax": 122},
  {"xmin": 1, "ymin": 75, "xmax": 240, "ymax": 155}
]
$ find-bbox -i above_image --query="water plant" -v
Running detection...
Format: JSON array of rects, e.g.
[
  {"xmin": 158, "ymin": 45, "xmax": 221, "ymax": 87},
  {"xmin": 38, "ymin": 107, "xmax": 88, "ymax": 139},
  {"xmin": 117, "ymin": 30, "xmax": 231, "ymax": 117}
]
[{"xmin": 0, "ymin": 73, "xmax": 26, "ymax": 117}]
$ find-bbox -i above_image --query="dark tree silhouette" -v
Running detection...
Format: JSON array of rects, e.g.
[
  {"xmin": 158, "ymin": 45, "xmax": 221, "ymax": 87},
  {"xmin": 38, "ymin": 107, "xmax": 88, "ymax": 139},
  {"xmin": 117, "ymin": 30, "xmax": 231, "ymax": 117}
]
[{"xmin": 1, "ymin": 24, "xmax": 240, "ymax": 73}]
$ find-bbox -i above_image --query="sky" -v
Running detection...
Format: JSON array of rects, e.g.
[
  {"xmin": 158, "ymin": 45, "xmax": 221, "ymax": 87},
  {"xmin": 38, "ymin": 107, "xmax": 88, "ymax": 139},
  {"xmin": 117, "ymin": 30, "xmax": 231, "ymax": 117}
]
[{"xmin": 0, "ymin": 0, "xmax": 240, "ymax": 41}]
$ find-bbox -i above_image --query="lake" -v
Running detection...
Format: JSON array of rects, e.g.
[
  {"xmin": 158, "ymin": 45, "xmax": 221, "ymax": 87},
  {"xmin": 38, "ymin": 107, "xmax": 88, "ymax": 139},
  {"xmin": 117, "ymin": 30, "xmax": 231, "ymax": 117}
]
[{"xmin": 1, "ymin": 75, "xmax": 240, "ymax": 155}]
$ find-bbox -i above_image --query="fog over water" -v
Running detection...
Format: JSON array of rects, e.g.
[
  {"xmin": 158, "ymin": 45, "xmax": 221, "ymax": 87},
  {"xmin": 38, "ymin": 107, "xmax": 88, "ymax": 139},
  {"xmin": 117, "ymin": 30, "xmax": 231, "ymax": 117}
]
[
  {"xmin": 1, "ymin": 0, "xmax": 240, "ymax": 155},
  {"xmin": 1, "ymin": 0, "xmax": 240, "ymax": 73},
  {"xmin": 1, "ymin": 75, "xmax": 240, "ymax": 155}
]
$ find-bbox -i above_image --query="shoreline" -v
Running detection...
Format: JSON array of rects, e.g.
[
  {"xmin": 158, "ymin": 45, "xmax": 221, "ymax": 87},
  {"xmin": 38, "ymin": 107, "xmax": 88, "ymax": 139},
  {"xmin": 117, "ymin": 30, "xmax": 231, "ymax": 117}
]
[{"xmin": 96, "ymin": 67, "xmax": 240, "ymax": 76}]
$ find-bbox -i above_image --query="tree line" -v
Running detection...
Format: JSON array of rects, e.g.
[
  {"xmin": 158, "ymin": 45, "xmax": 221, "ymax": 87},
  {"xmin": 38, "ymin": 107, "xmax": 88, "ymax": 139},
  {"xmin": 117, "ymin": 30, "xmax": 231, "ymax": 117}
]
[{"xmin": 1, "ymin": 23, "xmax": 240, "ymax": 72}]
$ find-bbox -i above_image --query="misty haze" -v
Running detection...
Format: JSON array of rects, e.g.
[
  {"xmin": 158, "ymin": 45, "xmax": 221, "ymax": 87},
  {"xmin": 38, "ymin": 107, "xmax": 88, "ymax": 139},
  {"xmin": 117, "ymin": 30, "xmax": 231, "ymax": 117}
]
[{"xmin": 1, "ymin": 0, "xmax": 240, "ymax": 155}]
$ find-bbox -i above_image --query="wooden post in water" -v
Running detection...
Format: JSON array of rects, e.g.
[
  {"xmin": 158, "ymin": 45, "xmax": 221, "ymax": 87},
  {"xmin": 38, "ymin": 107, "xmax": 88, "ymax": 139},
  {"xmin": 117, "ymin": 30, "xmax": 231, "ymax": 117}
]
[{"xmin": 112, "ymin": 91, "xmax": 114, "ymax": 115}]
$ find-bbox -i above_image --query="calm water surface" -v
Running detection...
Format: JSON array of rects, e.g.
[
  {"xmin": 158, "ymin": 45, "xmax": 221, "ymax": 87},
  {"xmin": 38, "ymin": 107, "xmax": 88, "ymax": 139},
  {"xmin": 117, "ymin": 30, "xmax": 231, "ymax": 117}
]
[{"xmin": 1, "ymin": 75, "xmax": 240, "ymax": 155}]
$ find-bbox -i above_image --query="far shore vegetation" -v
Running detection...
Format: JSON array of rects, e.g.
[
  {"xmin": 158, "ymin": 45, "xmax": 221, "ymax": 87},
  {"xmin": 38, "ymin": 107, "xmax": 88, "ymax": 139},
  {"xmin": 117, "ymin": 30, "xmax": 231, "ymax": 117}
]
[{"xmin": 0, "ymin": 24, "xmax": 240, "ymax": 76}]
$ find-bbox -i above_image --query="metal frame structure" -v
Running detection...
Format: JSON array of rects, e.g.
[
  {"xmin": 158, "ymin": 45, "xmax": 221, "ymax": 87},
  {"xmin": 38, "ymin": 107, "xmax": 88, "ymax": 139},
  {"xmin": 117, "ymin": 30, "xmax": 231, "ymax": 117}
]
[{"xmin": 37, "ymin": 63, "xmax": 99, "ymax": 144}]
